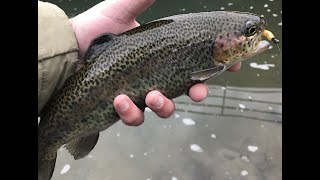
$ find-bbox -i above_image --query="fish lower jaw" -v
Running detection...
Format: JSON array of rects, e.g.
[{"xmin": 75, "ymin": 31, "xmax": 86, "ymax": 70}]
[
  {"xmin": 254, "ymin": 40, "xmax": 271, "ymax": 54},
  {"xmin": 244, "ymin": 40, "xmax": 270, "ymax": 58}
]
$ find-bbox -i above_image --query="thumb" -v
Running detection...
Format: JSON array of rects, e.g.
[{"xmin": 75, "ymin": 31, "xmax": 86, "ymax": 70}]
[{"xmin": 94, "ymin": 0, "xmax": 155, "ymax": 24}]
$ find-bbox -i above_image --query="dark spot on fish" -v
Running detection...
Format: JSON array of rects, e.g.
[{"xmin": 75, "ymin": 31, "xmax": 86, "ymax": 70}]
[{"xmin": 95, "ymin": 79, "xmax": 100, "ymax": 86}]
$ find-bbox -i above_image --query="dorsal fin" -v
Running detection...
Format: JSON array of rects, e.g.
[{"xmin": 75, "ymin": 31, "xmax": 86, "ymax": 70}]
[
  {"xmin": 120, "ymin": 19, "xmax": 174, "ymax": 36},
  {"xmin": 81, "ymin": 19, "xmax": 173, "ymax": 63},
  {"xmin": 82, "ymin": 33, "xmax": 117, "ymax": 63}
]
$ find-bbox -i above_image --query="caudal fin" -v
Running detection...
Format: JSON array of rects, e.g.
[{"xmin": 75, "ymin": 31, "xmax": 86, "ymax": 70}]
[{"xmin": 38, "ymin": 152, "xmax": 57, "ymax": 180}]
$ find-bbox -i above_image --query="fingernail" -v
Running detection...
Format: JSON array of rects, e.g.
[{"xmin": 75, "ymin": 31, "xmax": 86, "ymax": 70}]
[
  {"xmin": 118, "ymin": 99, "xmax": 129, "ymax": 112},
  {"xmin": 151, "ymin": 95, "xmax": 164, "ymax": 108}
]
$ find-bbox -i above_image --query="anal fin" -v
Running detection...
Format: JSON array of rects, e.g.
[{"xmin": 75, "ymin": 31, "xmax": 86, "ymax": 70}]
[{"xmin": 65, "ymin": 133, "xmax": 100, "ymax": 160}]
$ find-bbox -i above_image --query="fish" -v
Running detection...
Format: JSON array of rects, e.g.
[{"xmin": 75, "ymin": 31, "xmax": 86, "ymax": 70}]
[{"xmin": 38, "ymin": 11, "xmax": 274, "ymax": 180}]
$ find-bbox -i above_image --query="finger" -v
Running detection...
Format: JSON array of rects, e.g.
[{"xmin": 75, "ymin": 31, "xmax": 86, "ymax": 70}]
[
  {"xmin": 145, "ymin": 91, "xmax": 175, "ymax": 118},
  {"xmin": 97, "ymin": 0, "xmax": 155, "ymax": 24},
  {"xmin": 114, "ymin": 94, "xmax": 144, "ymax": 126},
  {"xmin": 227, "ymin": 62, "xmax": 241, "ymax": 72},
  {"xmin": 188, "ymin": 83, "xmax": 208, "ymax": 102}
]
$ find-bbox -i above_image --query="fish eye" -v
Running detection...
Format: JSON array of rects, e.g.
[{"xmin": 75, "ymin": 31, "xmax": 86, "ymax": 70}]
[
  {"xmin": 245, "ymin": 21, "xmax": 258, "ymax": 36},
  {"xmin": 247, "ymin": 25, "xmax": 257, "ymax": 35}
]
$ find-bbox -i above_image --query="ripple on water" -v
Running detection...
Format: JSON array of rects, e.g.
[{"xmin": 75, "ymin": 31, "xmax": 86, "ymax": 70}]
[
  {"xmin": 60, "ymin": 164, "xmax": 70, "ymax": 175},
  {"xmin": 190, "ymin": 144, "xmax": 204, "ymax": 152},
  {"xmin": 248, "ymin": 145, "xmax": 258, "ymax": 152},
  {"xmin": 241, "ymin": 170, "xmax": 248, "ymax": 176},
  {"xmin": 171, "ymin": 176, "xmax": 178, "ymax": 180},
  {"xmin": 182, "ymin": 118, "xmax": 195, "ymax": 126},
  {"xmin": 174, "ymin": 113, "xmax": 180, "ymax": 119},
  {"xmin": 250, "ymin": 62, "xmax": 275, "ymax": 70}
]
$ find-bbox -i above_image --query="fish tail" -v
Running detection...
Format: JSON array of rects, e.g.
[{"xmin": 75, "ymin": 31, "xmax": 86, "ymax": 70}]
[{"xmin": 38, "ymin": 152, "xmax": 57, "ymax": 180}]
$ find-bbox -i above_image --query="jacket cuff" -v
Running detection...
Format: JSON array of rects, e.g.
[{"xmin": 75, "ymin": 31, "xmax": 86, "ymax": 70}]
[{"xmin": 38, "ymin": 1, "xmax": 79, "ymax": 114}]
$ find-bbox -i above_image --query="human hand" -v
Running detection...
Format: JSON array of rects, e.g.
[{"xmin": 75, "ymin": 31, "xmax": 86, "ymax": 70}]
[
  {"xmin": 69, "ymin": 0, "xmax": 241, "ymax": 126},
  {"xmin": 113, "ymin": 63, "xmax": 240, "ymax": 126},
  {"xmin": 69, "ymin": 0, "xmax": 155, "ymax": 56}
]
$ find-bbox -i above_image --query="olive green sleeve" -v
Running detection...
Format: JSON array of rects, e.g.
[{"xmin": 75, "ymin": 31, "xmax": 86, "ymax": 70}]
[{"xmin": 38, "ymin": 1, "xmax": 79, "ymax": 114}]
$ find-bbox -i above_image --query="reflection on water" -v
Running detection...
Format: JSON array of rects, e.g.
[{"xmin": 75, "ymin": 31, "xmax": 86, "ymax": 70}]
[
  {"xmin": 175, "ymin": 85, "xmax": 282, "ymax": 124},
  {"xmin": 51, "ymin": 85, "xmax": 281, "ymax": 180},
  {"xmin": 42, "ymin": 0, "xmax": 282, "ymax": 179}
]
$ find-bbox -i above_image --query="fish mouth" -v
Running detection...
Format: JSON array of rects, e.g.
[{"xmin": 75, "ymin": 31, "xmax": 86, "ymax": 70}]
[
  {"xmin": 255, "ymin": 40, "xmax": 271, "ymax": 53},
  {"xmin": 250, "ymin": 40, "xmax": 271, "ymax": 55},
  {"xmin": 243, "ymin": 40, "xmax": 270, "ymax": 58},
  {"xmin": 244, "ymin": 31, "xmax": 271, "ymax": 58}
]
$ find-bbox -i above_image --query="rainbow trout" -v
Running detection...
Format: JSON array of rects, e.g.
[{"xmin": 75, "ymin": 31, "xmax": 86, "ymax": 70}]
[{"xmin": 39, "ymin": 11, "xmax": 275, "ymax": 180}]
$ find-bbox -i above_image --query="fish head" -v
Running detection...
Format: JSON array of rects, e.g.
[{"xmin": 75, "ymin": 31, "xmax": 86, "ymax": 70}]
[{"xmin": 211, "ymin": 12, "xmax": 271, "ymax": 67}]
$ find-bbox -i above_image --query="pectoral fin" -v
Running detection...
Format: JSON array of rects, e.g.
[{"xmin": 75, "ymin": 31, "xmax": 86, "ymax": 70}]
[
  {"xmin": 190, "ymin": 65, "xmax": 226, "ymax": 81},
  {"xmin": 82, "ymin": 33, "xmax": 117, "ymax": 63}
]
